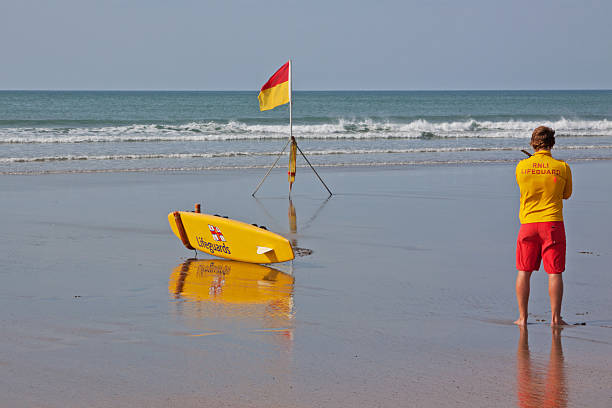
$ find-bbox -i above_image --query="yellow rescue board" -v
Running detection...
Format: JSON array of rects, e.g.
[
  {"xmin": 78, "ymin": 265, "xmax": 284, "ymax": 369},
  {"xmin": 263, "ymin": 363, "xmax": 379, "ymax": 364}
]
[{"xmin": 168, "ymin": 211, "xmax": 294, "ymax": 263}]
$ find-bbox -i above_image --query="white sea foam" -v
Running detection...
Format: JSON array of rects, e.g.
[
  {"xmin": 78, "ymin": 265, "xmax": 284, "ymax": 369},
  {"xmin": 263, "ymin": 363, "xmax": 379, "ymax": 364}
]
[
  {"xmin": 4, "ymin": 145, "xmax": 612, "ymax": 164},
  {"xmin": 5, "ymin": 157, "xmax": 612, "ymax": 176},
  {"xmin": 1, "ymin": 118, "xmax": 612, "ymax": 143}
]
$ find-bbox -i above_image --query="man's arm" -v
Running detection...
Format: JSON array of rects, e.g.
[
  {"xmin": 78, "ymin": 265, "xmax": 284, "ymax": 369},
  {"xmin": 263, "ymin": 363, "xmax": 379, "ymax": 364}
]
[{"xmin": 563, "ymin": 164, "xmax": 572, "ymax": 199}]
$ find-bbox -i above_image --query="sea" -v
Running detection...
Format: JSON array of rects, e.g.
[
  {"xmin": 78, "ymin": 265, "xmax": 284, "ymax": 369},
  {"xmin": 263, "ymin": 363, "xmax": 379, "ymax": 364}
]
[{"xmin": 1, "ymin": 90, "xmax": 612, "ymax": 175}]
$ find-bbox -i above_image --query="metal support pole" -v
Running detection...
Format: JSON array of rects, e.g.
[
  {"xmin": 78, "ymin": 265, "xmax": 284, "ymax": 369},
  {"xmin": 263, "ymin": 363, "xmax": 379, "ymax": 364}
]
[
  {"xmin": 295, "ymin": 142, "xmax": 333, "ymax": 196},
  {"xmin": 251, "ymin": 138, "xmax": 291, "ymax": 196}
]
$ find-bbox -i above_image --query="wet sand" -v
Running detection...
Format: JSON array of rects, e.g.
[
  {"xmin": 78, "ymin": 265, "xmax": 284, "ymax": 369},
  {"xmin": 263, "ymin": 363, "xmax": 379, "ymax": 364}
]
[{"xmin": 1, "ymin": 162, "xmax": 611, "ymax": 407}]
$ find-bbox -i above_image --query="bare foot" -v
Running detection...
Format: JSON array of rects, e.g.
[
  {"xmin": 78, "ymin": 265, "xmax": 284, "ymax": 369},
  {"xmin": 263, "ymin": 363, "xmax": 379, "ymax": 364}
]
[
  {"xmin": 514, "ymin": 318, "xmax": 527, "ymax": 326},
  {"xmin": 551, "ymin": 318, "xmax": 568, "ymax": 327}
]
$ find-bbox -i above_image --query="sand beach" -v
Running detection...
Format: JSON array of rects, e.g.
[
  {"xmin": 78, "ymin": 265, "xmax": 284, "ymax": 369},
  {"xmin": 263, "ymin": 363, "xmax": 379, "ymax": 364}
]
[
  {"xmin": 1, "ymin": 161, "xmax": 611, "ymax": 407},
  {"xmin": 3, "ymin": 0, "xmax": 612, "ymax": 401}
]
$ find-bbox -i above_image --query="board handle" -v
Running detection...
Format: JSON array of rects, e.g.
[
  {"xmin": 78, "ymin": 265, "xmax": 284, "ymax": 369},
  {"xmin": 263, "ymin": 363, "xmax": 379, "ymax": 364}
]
[{"xmin": 173, "ymin": 212, "xmax": 195, "ymax": 250}]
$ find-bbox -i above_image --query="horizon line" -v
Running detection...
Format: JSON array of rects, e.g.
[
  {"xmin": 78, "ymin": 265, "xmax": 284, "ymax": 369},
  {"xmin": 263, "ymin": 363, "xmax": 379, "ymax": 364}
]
[{"xmin": 1, "ymin": 88, "xmax": 611, "ymax": 92}]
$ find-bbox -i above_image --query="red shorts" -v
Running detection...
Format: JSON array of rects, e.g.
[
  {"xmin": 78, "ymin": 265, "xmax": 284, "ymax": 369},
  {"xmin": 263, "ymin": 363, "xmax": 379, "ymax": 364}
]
[{"xmin": 516, "ymin": 221, "xmax": 566, "ymax": 274}]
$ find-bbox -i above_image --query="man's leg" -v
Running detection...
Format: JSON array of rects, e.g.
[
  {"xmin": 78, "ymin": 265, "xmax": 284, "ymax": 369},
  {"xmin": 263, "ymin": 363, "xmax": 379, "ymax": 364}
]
[
  {"xmin": 515, "ymin": 270, "xmax": 533, "ymax": 326},
  {"xmin": 548, "ymin": 274, "xmax": 567, "ymax": 326}
]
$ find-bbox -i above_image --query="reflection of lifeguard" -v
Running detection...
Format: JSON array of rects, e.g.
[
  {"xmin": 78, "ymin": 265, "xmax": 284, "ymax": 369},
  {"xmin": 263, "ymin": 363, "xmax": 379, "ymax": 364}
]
[
  {"xmin": 516, "ymin": 327, "xmax": 567, "ymax": 408},
  {"xmin": 169, "ymin": 259, "xmax": 295, "ymax": 319}
]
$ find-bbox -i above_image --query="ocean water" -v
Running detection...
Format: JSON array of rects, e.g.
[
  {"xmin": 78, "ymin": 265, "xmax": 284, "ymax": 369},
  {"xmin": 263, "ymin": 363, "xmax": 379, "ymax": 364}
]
[{"xmin": 1, "ymin": 90, "xmax": 612, "ymax": 174}]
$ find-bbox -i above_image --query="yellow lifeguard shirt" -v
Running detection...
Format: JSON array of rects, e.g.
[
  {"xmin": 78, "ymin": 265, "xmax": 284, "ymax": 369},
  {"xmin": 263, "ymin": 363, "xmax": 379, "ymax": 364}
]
[{"xmin": 516, "ymin": 150, "xmax": 572, "ymax": 224}]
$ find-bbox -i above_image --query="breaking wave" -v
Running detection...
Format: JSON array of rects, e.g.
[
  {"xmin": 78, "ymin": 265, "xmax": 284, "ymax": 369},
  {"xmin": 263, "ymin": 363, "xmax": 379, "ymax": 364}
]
[{"xmin": 1, "ymin": 118, "xmax": 612, "ymax": 144}]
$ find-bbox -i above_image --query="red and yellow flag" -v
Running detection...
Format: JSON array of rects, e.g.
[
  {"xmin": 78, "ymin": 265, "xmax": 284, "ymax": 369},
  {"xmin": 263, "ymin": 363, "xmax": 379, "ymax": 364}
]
[{"xmin": 258, "ymin": 61, "xmax": 290, "ymax": 111}]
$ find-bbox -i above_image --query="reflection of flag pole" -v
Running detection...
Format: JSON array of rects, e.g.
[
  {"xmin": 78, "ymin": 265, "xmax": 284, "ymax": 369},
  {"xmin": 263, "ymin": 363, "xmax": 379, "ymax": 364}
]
[
  {"xmin": 252, "ymin": 60, "xmax": 332, "ymax": 197},
  {"xmin": 288, "ymin": 198, "xmax": 297, "ymax": 248},
  {"xmin": 288, "ymin": 199, "xmax": 297, "ymax": 233}
]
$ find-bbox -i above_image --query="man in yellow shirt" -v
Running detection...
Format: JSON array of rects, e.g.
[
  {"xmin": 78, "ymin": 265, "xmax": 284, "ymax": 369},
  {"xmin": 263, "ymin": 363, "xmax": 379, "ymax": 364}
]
[{"xmin": 515, "ymin": 126, "xmax": 572, "ymax": 326}]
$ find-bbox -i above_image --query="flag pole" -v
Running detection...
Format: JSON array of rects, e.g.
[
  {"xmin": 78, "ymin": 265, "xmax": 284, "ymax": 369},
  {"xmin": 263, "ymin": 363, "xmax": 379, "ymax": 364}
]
[
  {"xmin": 289, "ymin": 59, "xmax": 295, "ymax": 197},
  {"xmin": 289, "ymin": 59, "xmax": 293, "ymax": 141},
  {"xmin": 253, "ymin": 60, "xmax": 293, "ymax": 197},
  {"xmin": 289, "ymin": 60, "xmax": 332, "ymax": 197},
  {"xmin": 252, "ymin": 59, "xmax": 332, "ymax": 197}
]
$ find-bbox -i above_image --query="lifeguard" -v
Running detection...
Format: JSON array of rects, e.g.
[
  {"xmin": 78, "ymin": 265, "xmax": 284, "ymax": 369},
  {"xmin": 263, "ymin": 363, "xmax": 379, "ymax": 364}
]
[{"xmin": 514, "ymin": 126, "xmax": 572, "ymax": 326}]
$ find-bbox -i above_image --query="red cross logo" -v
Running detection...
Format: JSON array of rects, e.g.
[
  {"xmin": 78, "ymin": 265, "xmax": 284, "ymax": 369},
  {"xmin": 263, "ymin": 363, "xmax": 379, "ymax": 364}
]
[{"xmin": 208, "ymin": 224, "xmax": 226, "ymax": 242}]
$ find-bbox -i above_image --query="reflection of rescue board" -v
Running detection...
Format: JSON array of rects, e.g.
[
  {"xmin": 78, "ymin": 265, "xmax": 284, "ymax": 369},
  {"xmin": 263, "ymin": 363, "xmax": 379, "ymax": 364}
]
[
  {"xmin": 168, "ymin": 210, "xmax": 294, "ymax": 264},
  {"xmin": 169, "ymin": 259, "xmax": 294, "ymax": 305}
]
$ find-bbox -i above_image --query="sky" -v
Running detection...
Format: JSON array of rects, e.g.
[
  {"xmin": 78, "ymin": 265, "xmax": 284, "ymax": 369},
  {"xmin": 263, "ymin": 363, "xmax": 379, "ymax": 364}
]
[{"xmin": 1, "ymin": 0, "xmax": 611, "ymax": 90}]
